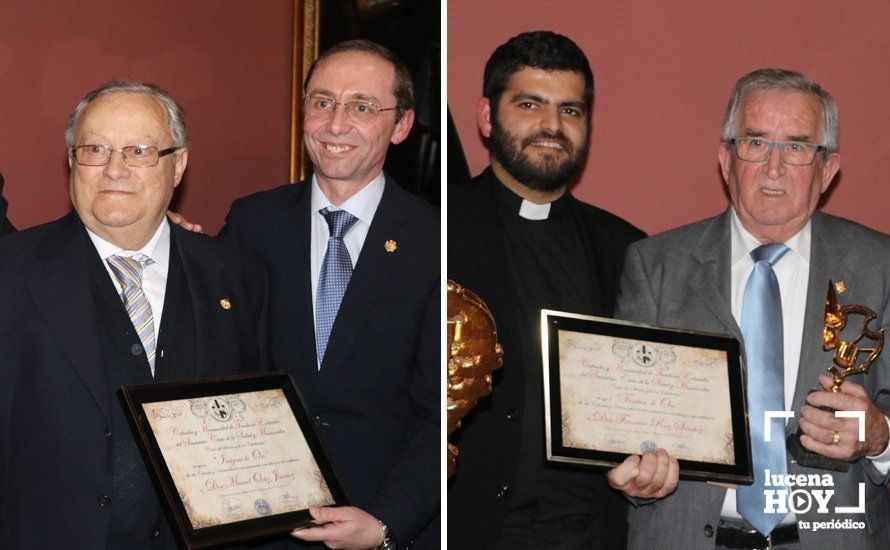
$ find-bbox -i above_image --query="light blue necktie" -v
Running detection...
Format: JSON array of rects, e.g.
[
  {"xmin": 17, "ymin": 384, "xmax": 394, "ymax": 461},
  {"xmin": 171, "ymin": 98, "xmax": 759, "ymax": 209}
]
[
  {"xmin": 315, "ymin": 208, "xmax": 358, "ymax": 365},
  {"xmin": 737, "ymin": 243, "xmax": 790, "ymax": 536}
]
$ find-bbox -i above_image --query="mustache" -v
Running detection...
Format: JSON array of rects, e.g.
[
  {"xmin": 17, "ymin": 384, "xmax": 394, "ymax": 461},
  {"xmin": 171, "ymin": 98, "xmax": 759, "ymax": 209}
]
[{"xmin": 520, "ymin": 131, "xmax": 572, "ymax": 153}]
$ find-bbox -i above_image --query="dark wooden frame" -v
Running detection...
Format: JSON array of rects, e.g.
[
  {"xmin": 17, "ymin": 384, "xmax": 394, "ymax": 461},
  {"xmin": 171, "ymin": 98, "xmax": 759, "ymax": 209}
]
[
  {"xmin": 120, "ymin": 372, "xmax": 349, "ymax": 549},
  {"xmin": 542, "ymin": 310, "xmax": 753, "ymax": 484}
]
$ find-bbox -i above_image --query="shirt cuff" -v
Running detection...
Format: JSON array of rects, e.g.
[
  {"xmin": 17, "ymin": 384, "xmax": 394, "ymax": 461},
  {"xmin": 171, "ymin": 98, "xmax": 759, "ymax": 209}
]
[{"xmin": 866, "ymin": 414, "xmax": 890, "ymax": 475}]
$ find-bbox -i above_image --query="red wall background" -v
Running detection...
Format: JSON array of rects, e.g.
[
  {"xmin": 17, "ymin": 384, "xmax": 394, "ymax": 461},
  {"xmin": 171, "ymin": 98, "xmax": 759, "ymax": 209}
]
[
  {"xmin": 0, "ymin": 1, "xmax": 293, "ymax": 235},
  {"xmin": 448, "ymin": 2, "xmax": 890, "ymax": 236}
]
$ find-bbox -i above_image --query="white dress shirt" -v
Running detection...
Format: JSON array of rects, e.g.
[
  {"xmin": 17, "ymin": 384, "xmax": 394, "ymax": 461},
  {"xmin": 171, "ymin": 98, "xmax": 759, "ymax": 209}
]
[
  {"xmin": 720, "ymin": 210, "xmax": 890, "ymax": 523},
  {"xmin": 309, "ymin": 172, "xmax": 385, "ymax": 367},
  {"xmin": 86, "ymin": 219, "xmax": 171, "ymax": 346}
]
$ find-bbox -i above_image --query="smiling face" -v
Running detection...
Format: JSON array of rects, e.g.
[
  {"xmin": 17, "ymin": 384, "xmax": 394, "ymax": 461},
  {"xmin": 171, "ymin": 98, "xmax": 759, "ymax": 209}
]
[
  {"xmin": 479, "ymin": 67, "xmax": 589, "ymax": 195},
  {"xmin": 302, "ymin": 51, "xmax": 413, "ymax": 202},
  {"xmin": 69, "ymin": 92, "xmax": 187, "ymax": 249},
  {"xmin": 719, "ymin": 89, "xmax": 840, "ymax": 243}
]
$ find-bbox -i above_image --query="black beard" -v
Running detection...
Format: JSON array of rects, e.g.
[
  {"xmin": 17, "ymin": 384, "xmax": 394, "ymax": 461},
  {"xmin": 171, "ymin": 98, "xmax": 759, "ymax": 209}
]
[{"xmin": 488, "ymin": 117, "xmax": 587, "ymax": 192}]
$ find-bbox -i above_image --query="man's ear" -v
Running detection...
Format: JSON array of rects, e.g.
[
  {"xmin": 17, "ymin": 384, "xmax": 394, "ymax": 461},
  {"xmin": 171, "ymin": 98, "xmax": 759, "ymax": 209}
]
[
  {"xmin": 390, "ymin": 109, "xmax": 414, "ymax": 145},
  {"xmin": 477, "ymin": 97, "xmax": 492, "ymax": 138},
  {"xmin": 172, "ymin": 148, "xmax": 189, "ymax": 188},
  {"xmin": 820, "ymin": 152, "xmax": 841, "ymax": 194},
  {"xmin": 718, "ymin": 141, "xmax": 732, "ymax": 183}
]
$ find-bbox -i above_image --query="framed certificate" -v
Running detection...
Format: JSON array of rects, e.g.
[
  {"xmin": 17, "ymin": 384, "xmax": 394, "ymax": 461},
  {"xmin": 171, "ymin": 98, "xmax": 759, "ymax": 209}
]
[
  {"xmin": 120, "ymin": 372, "xmax": 349, "ymax": 549},
  {"xmin": 542, "ymin": 310, "xmax": 753, "ymax": 484}
]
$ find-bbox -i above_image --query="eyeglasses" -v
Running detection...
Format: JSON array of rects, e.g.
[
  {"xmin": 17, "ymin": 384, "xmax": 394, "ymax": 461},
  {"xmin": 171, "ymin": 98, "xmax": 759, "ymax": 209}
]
[
  {"xmin": 729, "ymin": 137, "xmax": 826, "ymax": 166},
  {"xmin": 71, "ymin": 145, "xmax": 181, "ymax": 167},
  {"xmin": 304, "ymin": 96, "xmax": 396, "ymax": 122}
]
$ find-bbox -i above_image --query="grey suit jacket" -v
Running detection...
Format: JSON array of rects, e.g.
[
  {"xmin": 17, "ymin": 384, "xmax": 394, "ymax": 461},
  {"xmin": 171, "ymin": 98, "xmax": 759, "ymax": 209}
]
[{"xmin": 615, "ymin": 209, "xmax": 890, "ymax": 550}]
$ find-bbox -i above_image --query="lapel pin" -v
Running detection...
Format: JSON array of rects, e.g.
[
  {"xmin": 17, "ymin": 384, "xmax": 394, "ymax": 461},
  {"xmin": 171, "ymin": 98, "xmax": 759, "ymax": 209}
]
[
  {"xmin": 220, "ymin": 298, "xmax": 232, "ymax": 310},
  {"xmin": 834, "ymin": 281, "xmax": 846, "ymax": 294},
  {"xmin": 384, "ymin": 240, "xmax": 397, "ymax": 253}
]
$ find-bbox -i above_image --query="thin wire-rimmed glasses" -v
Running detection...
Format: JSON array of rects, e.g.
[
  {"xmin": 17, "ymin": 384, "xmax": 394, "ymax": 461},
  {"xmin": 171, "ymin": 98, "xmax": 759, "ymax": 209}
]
[
  {"xmin": 71, "ymin": 145, "xmax": 181, "ymax": 167},
  {"xmin": 304, "ymin": 96, "xmax": 397, "ymax": 123},
  {"xmin": 729, "ymin": 137, "xmax": 826, "ymax": 166}
]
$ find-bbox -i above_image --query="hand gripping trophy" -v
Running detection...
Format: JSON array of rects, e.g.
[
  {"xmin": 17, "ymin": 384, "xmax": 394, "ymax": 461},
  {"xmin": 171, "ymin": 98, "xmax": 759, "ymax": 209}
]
[
  {"xmin": 447, "ymin": 280, "xmax": 503, "ymax": 477},
  {"xmin": 787, "ymin": 280, "xmax": 885, "ymax": 471}
]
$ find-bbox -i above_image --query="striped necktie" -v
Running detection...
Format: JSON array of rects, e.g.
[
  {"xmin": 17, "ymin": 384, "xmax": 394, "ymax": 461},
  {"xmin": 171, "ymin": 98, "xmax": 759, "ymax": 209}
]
[
  {"xmin": 107, "ymin": 253, "xmax": 157, "ymax": 376},
  {"xmin": 737, "ymin": 243, "xmax": 790, "ymax": 536},
  {"xmin": 316, "ymin": 208, "xmax": 358, "ymax": 366}
]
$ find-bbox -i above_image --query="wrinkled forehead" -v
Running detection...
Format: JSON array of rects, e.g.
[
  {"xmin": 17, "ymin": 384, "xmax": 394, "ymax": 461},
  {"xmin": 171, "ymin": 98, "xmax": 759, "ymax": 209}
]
[
  {"xmin": 737, "ymin": 89, "xmax": 823, "ymax": 138},
  {"xmin": 307, "ymin": 51, "xmax": 397, "ymax": 103},
  {"xmin": 77, "ymin": 92, "xmax": 171, "ymax": 141}
]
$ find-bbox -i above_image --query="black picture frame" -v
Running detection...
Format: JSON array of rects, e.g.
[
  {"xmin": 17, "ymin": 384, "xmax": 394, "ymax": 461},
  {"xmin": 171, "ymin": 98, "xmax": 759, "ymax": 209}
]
[
  {"xmin": 542, "ymin": 310, "xmax": 753, "ymax": 484},
  {"xmin": 119, "ymin": 372, "xmax": 350, "ymax": 549}
]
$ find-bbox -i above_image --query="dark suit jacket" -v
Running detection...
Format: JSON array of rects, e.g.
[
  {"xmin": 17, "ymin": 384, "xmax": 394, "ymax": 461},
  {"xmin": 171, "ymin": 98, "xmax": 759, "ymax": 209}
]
[
  {"xmin": 0, "ymin": 170, "xmax": 14, "ymax": 234},
  {"xmin": 616, "ymin": 209, "xmax": 890, "ymax": 550},
  {"xmin": 447, "ymin": 169, "xmax": 645, "ymax": 549},
  {"xmin": 220, "ymin": 176, "xmax": 440, "ymax": 548},
  {"xmin": 0, "ymin": 211, "xmax": 270, "ymax": 548}
]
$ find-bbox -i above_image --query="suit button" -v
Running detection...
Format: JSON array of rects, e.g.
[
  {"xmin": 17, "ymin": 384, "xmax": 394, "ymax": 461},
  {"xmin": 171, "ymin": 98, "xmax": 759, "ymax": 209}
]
[
  {"xmin": 105, "ymin": 428, "xmax": 112, "ymax": 440},
  {"xmin": 506, "ymin": 409, "xmax": 520, "ymax": 421},
  {"xmin": 704, "ymin": 524, "xmax": 714, "ymax": 537},
  {"xmin": 152, "ymin": 528, "xmax": 161, "ymax": 538},
  {"xmin": 312, "ymin": 415, "xmax": 329, "ymax": 427},
  {"xmin": 495, "ymin": 485, "xmax": 510, "ymax": 498},
  {"xmin": 97, "ymin": 495, "xmax": 112, "ymax": 507},
  {"xmin": 131, "ymin": 343, "xmax": 144, "ymax": 356}
]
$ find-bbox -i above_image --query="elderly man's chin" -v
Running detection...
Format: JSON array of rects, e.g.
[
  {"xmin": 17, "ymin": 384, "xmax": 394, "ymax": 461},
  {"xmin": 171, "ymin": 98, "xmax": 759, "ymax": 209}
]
[{"xmin": 80, "ymin": 200, "xmax": 158, "ymax": 233}]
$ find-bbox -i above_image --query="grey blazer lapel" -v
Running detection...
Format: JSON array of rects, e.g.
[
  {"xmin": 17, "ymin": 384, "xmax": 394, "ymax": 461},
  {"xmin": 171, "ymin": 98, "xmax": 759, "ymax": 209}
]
[
  {"xmin": 688, "ymin": 210, "xmax": 743, "ymax": 342},
  {"xmin": 789, "ymin": 212, "xmax": 856, "ymax": 427}
]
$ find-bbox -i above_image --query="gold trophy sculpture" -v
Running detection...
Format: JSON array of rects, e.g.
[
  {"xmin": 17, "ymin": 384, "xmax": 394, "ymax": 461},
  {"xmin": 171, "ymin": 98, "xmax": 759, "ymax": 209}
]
[
  {"xmin": 787, "ymin": 280, "xmax": 885, "ymax": 472},
  {"xmin": 447, "ymin": 280, "xmax": 503, "ymax": 478}
]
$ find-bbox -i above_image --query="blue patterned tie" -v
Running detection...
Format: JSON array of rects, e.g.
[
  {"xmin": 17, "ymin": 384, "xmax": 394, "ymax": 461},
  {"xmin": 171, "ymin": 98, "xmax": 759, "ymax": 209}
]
[
  {"xmin": 316, "ymin": 208, "xmax": 358, "ymax": 365},
  {"xmin": 107, "ymin": 253, "xmax": 157, "ymax": 376},
  {"xmin": 737, "ymin": 243, "xmax": 790, "ymax": 535}
]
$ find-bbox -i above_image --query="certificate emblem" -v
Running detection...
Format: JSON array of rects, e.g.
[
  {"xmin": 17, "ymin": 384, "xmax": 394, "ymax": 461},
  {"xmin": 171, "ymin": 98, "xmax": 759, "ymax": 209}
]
[
  {"xmin": 632, "ymin": 344, "xmax": 656, "ymax": 366},
  {"xmin": 209, "ymin": 398, "xmax": 231, "ymax": 422},
  {"xmin": 254, "ymin": 498, "xmax": 272, "ymax": 517}
]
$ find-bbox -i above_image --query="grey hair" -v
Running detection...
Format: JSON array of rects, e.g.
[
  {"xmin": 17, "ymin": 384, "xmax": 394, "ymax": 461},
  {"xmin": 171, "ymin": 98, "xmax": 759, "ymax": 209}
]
[
  {"xmin": 65, "ymin": 81, "xmax": 188, "ymax": 148},
  {"xmin": 721, "ymin": 68, "xmax": 839, "ymax": 154}
]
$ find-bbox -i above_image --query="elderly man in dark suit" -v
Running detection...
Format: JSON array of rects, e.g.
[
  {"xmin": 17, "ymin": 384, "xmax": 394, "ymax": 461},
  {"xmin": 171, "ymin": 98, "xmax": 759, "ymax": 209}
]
[
  {"xmin": 608, "ymin": 69, "xmax": 890, "ymax": 550},
  {"xmin": 220, "ymin": 40, "xmax": 439, "ymax": 550},
  {"xmin": 0, "ymin": 82, "xmax": 269, "ymax": 549}
]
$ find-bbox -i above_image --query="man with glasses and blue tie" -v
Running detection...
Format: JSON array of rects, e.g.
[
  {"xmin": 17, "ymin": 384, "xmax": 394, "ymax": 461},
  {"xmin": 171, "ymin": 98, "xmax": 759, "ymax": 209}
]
[
  {"xmin": 0, "ymin": 81, "xmax": 270, "ymax": 549},
  {"xmin": 606, "ymin": 69, "xmax": 890, "ymax": 549},
  {"xmin": 219, "ymin": 40, "xmax": 439, "ymax": 549}
]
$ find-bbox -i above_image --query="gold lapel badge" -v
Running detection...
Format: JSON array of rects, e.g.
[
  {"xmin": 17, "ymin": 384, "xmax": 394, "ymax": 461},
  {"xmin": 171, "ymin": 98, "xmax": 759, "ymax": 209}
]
[
  {"xmin": 220, "ymin": 298, "xmax": 232, "ymax": 310},
  {"xmin": 384, "ymin": 240, "xmax": 397, "ymax": 253}
]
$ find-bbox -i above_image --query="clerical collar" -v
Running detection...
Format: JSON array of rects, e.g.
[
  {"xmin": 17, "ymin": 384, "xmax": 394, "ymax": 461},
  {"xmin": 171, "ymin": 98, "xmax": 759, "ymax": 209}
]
[
  {"xmin": 490, "ymin": 170, "xmax": 569, "ymax": 220},
  {"xmin": 518, "ymin": 200, "xmax": 551, "ymax": 220}
]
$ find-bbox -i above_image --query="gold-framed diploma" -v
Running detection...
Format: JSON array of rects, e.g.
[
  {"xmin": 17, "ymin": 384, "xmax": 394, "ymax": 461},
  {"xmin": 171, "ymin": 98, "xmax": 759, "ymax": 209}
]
[
  {"xmin": 119, "ymin": 372, "xmax": 349, "ymax": 549},
  {"xmin": 542, "ymin": 310, "xmax": 753, "ymax": 484}
]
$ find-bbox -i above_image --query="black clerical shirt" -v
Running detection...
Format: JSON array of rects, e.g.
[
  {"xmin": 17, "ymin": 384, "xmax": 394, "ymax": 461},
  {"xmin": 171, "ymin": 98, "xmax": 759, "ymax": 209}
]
[{"xmin": 492, "ymin": 181, "xmax": 607, "ymax": 523}]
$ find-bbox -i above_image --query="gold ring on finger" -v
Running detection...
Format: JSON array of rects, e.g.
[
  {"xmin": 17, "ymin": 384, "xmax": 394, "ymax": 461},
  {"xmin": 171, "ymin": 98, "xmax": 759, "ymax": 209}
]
[{"xmin": 832, "ymin": 431, "xmax": 841, "ymax": 445}]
